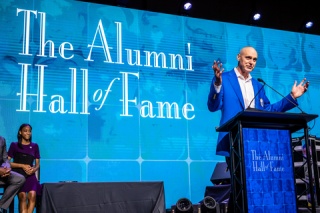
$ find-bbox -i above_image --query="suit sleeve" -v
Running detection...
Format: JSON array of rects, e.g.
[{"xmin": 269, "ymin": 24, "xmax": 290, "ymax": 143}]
[
  {"xmin": 253, "ymin": 79, "xmax": 298, "ymax": 112},
  {"xmin": 0, "ymin": 136, "xmax": 10, "ymax": 168},
  {"xmin": 207, "ymin": 78, "xmax": 223, "ymax": 112},
  {"xmin": 263, "ymin": 94, "xmax": 298, "ymax": 112}
]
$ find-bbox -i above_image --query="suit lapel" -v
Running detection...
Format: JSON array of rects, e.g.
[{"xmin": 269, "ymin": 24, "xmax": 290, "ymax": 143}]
[
  {"xmin": 227, "ymin": 70, "xmax": 245, "ymax": 109},
  {"xmin": 252, "ymin": 80, "xmax": 260, "ymax": 109}
]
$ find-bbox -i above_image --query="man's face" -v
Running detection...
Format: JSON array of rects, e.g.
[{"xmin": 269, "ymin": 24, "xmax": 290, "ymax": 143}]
[{"xmin": 237, "ymin": 47, "xmax": 258, "ymax": 74}]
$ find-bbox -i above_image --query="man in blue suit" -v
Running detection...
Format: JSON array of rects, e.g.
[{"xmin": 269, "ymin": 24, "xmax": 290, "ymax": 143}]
[
  {"xmin": 207, "ymin": 46, "xmax": 309, "ymax": 157},
  {"xmin": 207, "ymin": 46, "xmax": 309, "ymax": 212}
]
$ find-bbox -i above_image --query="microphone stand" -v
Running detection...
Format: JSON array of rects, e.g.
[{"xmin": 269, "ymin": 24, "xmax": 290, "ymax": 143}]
[
  {"xmin": 246, "ymin": 83, "xmax": 265, "ymax": 111},
  {"xmin": 257, "ymin": 78, "xmax": 306, "ymax": 114}
]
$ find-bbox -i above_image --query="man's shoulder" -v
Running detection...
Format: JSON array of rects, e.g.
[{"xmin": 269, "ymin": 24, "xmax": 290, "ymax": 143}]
[
  {"xmin": 222, "ymin": 69, "xmax": 237, "ymax": 79},
  {"xmin": 251, "ymin": 77, "xmax": 260, "ymax": 85},
  {"xmin": 223, "ymin": 68, "xmax": 235, "ymax": 74}
]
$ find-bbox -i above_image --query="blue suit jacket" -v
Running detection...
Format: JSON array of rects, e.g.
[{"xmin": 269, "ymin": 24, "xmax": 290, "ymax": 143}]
[{"xmin": 207, "ymin": 69, "xmax": 298, "ymax": 156}]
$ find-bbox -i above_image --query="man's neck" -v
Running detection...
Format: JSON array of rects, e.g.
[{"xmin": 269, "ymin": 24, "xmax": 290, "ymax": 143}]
[{"xmin": 236, "ymin": 66, "xmax": 249, "ymax": 79}]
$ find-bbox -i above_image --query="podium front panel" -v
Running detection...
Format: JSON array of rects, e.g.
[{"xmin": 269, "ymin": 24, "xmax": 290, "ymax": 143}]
[{"xmin": 243, "ymin": 128, "xmax": 297, "ymax": 213}]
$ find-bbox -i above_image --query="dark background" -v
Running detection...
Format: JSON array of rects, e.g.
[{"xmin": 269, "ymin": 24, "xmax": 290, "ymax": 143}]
[{"xmin": 79, "ymin": 0, "xmax": 320, "ymax": 35}]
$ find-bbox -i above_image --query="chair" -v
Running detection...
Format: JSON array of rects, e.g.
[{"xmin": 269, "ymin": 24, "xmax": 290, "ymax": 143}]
[
  {"xmin": 0, "ymin": 183, "xmax": 15, "ymax": 213},
  {"xmin": 0, "ymin": 166, "xmax": 40, "ymax": 213}
]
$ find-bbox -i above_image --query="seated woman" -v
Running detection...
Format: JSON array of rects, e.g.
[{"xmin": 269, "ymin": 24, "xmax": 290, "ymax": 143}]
[{"xmin": 8, "ymin": 123, "xmax": 41, "ymax": 213}]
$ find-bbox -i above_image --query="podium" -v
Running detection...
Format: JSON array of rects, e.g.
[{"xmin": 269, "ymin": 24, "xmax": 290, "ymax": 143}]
[{"xmin": 216, "ymin": 110, "xmax": 318, "ymax": 213}]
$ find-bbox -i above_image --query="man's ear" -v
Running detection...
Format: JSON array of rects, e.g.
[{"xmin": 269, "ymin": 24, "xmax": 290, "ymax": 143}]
[{"xmin": 236, "ymin": 54, "xmax": 240, "ymax": 61}]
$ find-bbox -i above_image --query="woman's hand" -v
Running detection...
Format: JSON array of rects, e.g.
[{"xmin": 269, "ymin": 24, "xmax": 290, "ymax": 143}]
[{"xmin": 23, "ymin": 165, "xmax": 34, "ymax": 175}]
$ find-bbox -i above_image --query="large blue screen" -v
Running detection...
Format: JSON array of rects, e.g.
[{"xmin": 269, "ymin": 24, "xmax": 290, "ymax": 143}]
[{"xmin": 1, "ymin": 0, "xmax": 319, "ymax": 210}]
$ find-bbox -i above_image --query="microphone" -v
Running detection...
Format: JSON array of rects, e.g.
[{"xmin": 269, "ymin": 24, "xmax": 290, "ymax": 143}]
[
  {"xmin": 247, "ymin": 80, "xmax": 266, "ymax": 111},
  {"xmin": 257, "ymin": 78, "xmax": 306, "ymax": 113}
]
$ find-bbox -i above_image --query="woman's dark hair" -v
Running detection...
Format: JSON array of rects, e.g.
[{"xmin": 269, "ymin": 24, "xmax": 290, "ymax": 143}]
[{"xmin": 17, "ymin": 123, "xmax": 32, "ymax": 149}]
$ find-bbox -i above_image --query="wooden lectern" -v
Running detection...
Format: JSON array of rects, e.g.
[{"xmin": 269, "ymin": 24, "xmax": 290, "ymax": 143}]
[{"xmin": 216, "ymin": 110, "xmax": 318, "ymax": 213}]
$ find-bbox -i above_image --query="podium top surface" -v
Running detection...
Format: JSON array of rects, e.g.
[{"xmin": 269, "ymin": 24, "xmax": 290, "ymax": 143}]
[{"xmin": 216, "ymin": 110, "xmax": 318, "ymax": 133}]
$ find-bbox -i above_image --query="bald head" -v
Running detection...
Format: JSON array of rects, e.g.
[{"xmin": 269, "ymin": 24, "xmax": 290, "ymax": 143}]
[
  {"xmin": 236, "ymin": 46, "xmax": 258, "ymax": 78},
  {"xmin": 239, "ymin": 46, "xmax": 258, "ymax": 58}
]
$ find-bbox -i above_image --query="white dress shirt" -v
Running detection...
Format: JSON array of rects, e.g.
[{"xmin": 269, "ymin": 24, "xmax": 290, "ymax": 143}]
[{"xmin": 214, "ymin": 68, "xmax": 255, "ymax": 108}]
